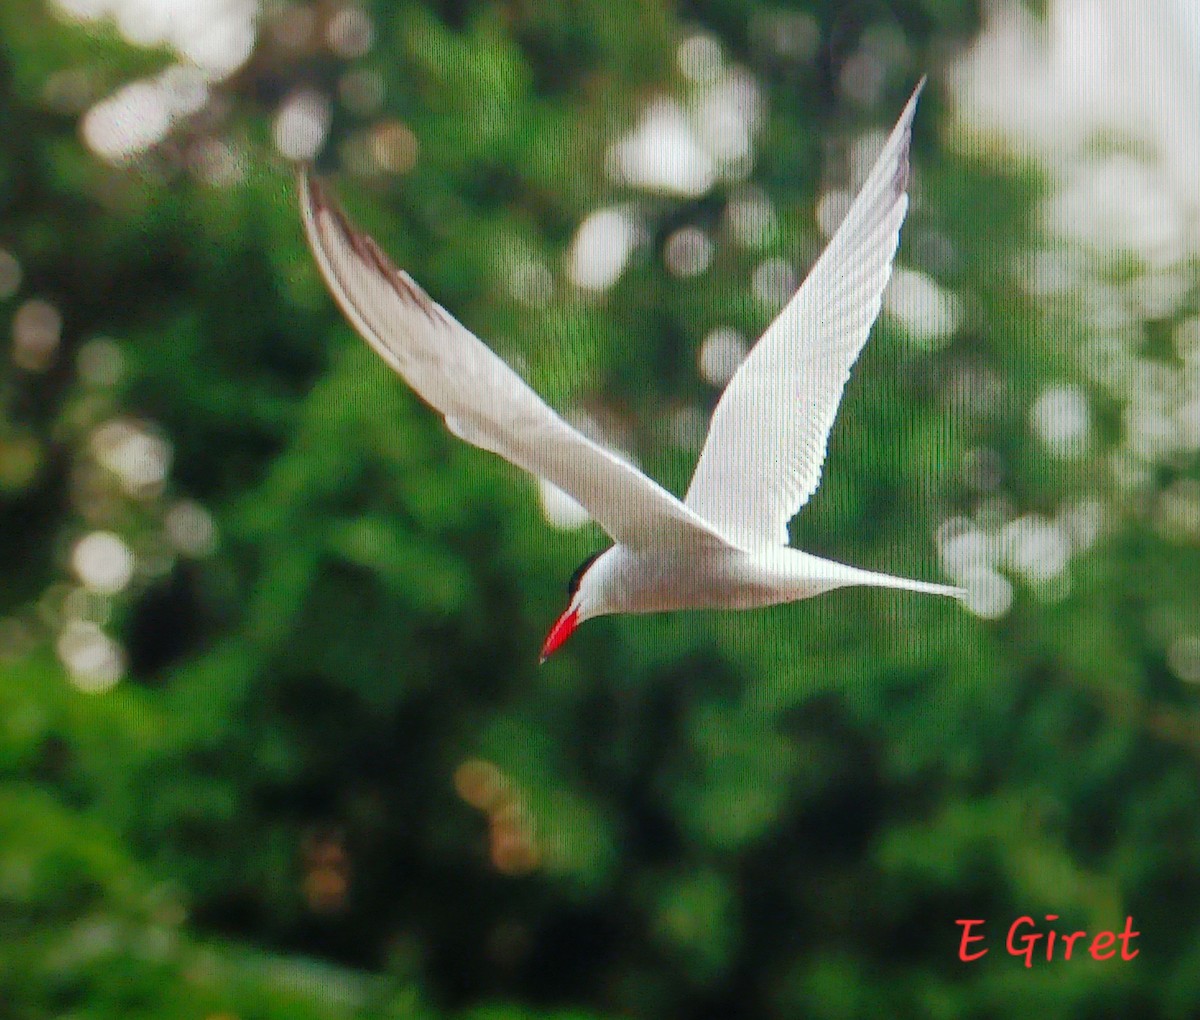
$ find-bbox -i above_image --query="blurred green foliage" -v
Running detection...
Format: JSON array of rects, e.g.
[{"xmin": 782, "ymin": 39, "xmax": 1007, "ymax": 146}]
[{"xmin": 3, "ymin": 0, "xmax": 1200, "ymax": 1018}]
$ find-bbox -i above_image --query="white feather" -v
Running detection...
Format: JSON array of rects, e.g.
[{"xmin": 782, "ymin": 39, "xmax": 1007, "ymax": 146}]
[
  {"xmin": 684, "ymin": 79, "xmax": 926, "ymax": 548},
  {"xmin": 298, "ymin": 170, "xmax": 728, "ymax": 552},
  {"xmin": 297, "ymin": 78, "xmax": 962, "ymax": 639}
]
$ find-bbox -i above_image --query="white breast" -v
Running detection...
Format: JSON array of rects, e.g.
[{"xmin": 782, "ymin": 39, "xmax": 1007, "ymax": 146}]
[{"xmin": 595, "ymin": 545, "xmax": 845, "ymax": 615}]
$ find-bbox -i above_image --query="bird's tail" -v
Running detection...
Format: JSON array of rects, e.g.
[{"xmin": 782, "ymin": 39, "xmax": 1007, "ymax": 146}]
[
  {"xmin": 783, "ymin": 549, "xmax": 966, "ymax": 600},
  {"xmin": 851, "ymin": 568, "xmax": 965, "ymax": 599}
]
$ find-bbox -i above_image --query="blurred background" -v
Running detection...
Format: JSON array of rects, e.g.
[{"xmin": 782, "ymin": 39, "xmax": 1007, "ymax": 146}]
[{"xmin": 2, "ymin": 0, "xmax": 1200, "ymax": 1016}]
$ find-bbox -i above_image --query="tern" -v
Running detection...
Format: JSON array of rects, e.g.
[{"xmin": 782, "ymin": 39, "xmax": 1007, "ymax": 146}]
[{"xmin": 298, "ymin": 78, "xmax": 961, "ymax": 662}]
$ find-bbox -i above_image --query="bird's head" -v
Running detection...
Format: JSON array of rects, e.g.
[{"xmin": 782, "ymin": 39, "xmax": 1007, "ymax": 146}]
[{"xmin": 540, "ymin": 549, "xmax": 609, "ymax": 662}]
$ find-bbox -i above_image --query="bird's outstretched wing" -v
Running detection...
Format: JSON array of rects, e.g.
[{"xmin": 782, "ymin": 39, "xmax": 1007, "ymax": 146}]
[
  {"xmin": 684, "ymin": 79, "xmax": 925, "ymax": 548},
  {"xmin": 299, "ymin": 170, "xmax": 729, "ymax": 551}
]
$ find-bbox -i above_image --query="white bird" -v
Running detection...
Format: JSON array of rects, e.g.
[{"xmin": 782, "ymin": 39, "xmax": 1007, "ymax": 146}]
[{"xmin": 298, "ymin": 78, "xmax": 961, "ymax": 662}]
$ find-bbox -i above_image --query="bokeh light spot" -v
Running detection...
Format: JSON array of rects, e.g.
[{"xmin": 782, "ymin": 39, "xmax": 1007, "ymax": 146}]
[
  {"xmin": 165, "ymin": 500, "xmax": 218, "ymax": 558},
  {"xmin": 371, "ymin": 121, "xmax": 419, "ymax": 173},
  {"xmin": 12, "ymin": 300, "xmax": 62, "ymax": 372},
  {"xmin": 327, "ymin": 5, "xmax": 374, "ymax": 58},
  {"xmin": 698, "ymin": 328, "xmax": 747, "ymax": 387},
  {"xmin": 539, "ymin": 478, "xmax": 591, "ymax": 531},
  {"xmin": 71, "ymin": 531, "xmax": 135, "ymax": 594},
  {"xmin": 678, "ymin": 34, "xmax": 723, "ymax": 84},
  {"xmin": 0, "ymin": 249, "xmax": 21, "ymax": 299},
  {"xmin": 274, "ymin": 90, "xmax": 331, "ymax": 160},
  {"xmin": 884, "ymin": 268, "xmax": 961, "ymax": 347},
  {"xmin": 76, "ymin": 337, "xmax": 124, "ymax": 388},
  {"xmin": 1031, "ymin": 384, "xmax": 1091, "ymax": 457},
  {"xmin": 568, "ymin": 208, "xmax": 639, "ymax": 292},
  {"xmin": 608, "ymin": 99, "xmax": 715, "ymax": 197},
  {"xmin": 664, "ymin": 226, "xmax": 713, "ymax": 277},
  {"xmin": 751, "ymin": 258, "xmax": 797, "ymax": 310},
  {"xmin": 56, "ymin": 620, "xmax": 123, "ymax": 693},
  {"xmin": 1168, "ymin": 635, "xmax": 1200, "ymax": 683}
]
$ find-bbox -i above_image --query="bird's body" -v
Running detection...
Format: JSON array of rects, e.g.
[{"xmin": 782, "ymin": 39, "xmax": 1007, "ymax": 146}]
[
  {"xmin": 298, "ymin": 77, "xmax": 962, "ymax": 660},
  {"xmin": 582, "ymin": 544, "xmax": 955, "ymax": 617}
]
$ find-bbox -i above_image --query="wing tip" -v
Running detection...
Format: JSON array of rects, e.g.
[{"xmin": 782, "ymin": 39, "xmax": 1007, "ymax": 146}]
[
  {"xmin": 891, "ymin": 75, "xmax": 927, "ymax": 200},
  {"xmin": 902, "ymin": 75, "xmax": 928, "ymax": 124},
  {"xmin": 296, "ymin": 168, "xmax": 451, "ymax": 329},
  {"xmin": 297, "ymin": 163, "xmax": 332, "ymax": 221}
]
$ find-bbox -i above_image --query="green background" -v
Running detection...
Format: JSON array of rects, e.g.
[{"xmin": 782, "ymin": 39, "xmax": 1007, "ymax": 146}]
[{"xmin": 2, "ymin": 0, "xmax": 1198, "ymax": 1016}]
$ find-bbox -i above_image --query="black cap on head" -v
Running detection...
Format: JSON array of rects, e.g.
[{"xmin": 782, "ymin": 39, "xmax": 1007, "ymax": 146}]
[{"xmin": 567, "ymin": 550, "xmax": 604, "ymax": 599}]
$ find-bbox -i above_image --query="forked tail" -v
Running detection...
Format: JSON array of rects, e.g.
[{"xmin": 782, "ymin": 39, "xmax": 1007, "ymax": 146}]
[
  {"xmin": 778, "ymin": 549, "xmax": 966, "ymax": 601},
  {"xmin": 853, "ymin": 568, "xmax": 965, "ymax": 598}
]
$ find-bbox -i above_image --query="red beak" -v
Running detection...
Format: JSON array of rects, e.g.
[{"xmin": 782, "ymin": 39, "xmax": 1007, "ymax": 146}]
[{"xmin": 540, "ymin": 607, "xmax": 580, "ymax": 663}]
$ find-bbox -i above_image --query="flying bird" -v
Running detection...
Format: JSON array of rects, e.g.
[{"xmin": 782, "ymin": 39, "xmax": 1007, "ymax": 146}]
[{"xmin": 298, "ymin": 78, "xmax": 961, "ymax": 662}]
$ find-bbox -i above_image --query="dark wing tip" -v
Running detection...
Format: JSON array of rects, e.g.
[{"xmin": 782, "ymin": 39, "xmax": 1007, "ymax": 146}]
[
  {"xmin": 297, "ymin": 164, "xmax": 330, "ymax": 221},
  {"xmin": 891, "ymin": 76, "xmax": 926, "ymax": 200},
  {"xmin": 894, "ymin": 130, "xmax": 912, "ymax": 199},
  {"xmin": 297, "ymin": 169, "xmax": 450, "ymax": 328}
]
